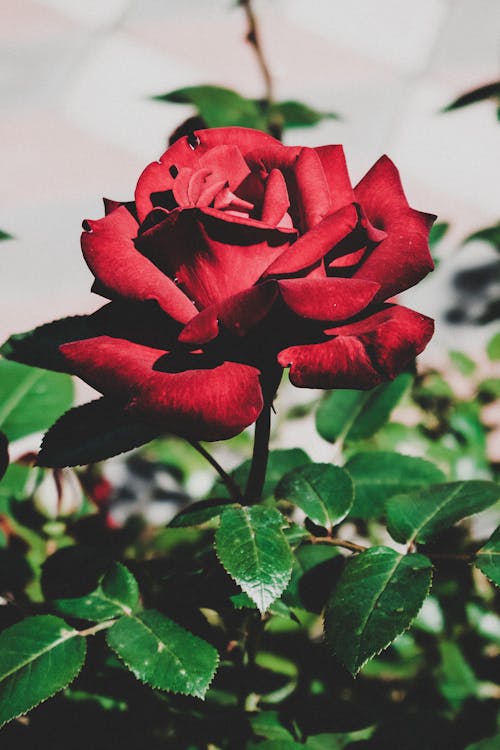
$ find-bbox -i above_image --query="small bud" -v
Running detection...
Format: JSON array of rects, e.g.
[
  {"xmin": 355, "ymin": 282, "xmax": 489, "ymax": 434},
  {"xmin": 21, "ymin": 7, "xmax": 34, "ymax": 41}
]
[{"xmin": 32, "ymin": 468, "xmax": 84, "ymax": 519}]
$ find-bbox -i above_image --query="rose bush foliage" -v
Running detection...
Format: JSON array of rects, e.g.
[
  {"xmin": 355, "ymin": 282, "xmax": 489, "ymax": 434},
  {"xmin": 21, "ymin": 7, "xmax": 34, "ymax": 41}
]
[{"xmin": 5, "ymin": 127, "xmax": 434, "ymax": 443}]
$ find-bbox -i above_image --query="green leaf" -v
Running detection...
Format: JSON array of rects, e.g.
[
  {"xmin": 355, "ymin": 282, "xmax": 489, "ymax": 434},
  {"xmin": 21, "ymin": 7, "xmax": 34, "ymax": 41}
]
[
  {"xmin": 169, "ymin": 498, "xmax": 238, "ymax": 527},
  {"xmin": 443, "ymin": 80, "xmax": 500, "ymax": 111},
  {"xmin": 474, "ymin": 525, "xmax": 500, "ymax": 586},
  {"xmin": 0, "ymin": 229, "xmax": 12, "ymax": 241},
  {"xmin": 37, "ymin": 398, "xmax": 162, "ymax": 467},
  {"xmin": 249, "ymin": 710, "xmax": 295, "ymax": 741},
  {"xmin": 465, "ymin": 735, "xmax": 500, "ymax": 750},
  {"xmin": 436, "ymin": 640, "xmax": 478, "ymax": 709},
  {"xmin": 449, "ymin": 350, "xmax": 476, "ymax": 375},
  {"xmin": 0, "ymin": 359, "xmax": 73, "ymax": 441},
  {"xmin": 466, "ymin": 223, "xmax": 500, "ymax": 251},
  {"xmin": 215, "ymin": 505, "xmax": 293, "ymax": 612},
  {"xmin": 275, "ymin": 463, "xmax": 353, "ymax": 528},
  {"xmin": 478, "ymin": 378, "xmax": 500, "ymax": 398},
  {"xmin": 0, "ymin": 431, "xmax": 7, "ymax": 481},
  {"xmin": 106, "ymin": 609, "xmax": 219, "ymax": 699},
  {"xmin": 210, "ymin": 448, "xmax": 311, "ymax": 501},
  {"xmin": 271, "ymin": 99, "xmax": 340, "ymax": 127},
  {"xmin": 0, "ymin": 615, "xmax": 86, "ymax": 727},
  {"xmin": 345, "ymin": 452, "xmax": 446, "ymax": 518},
  {"xmin": 55, "ymin": 563, "xmax": 139, "ymax": 621},
  {"xmin": 282, "ymin": 543, "xmax": 340, "ymax": 612},
  {"xmin": 153, "ymin": 85, "xmax": 267, "ymax": 130},
  {"xmin": 486, "ymin": 331, "xmax": 500, "ymax": 361},
  {"xmin": 386, "ymin": 481, "xmax": 500, "ymax": 545},
  {"xmin": 324, "ymin": 547, "xmax": 432, "ymax": 675},
  {"xmin": 305, "ymin": 731, "xmax": 373, "ymax": 750},
  {"xmin": 316, "ymin": 374, "xmax": 412, "ymax": 444},
  {"xmin": 429, "ymin": 221, "xmax": 449, "ymax": 248}
]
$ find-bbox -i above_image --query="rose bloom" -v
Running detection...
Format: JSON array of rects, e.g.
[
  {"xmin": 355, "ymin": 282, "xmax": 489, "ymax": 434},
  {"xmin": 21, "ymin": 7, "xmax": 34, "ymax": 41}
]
[{"xmin": 11, "ymin": 127, "xmax": 435, "ymax": 442}]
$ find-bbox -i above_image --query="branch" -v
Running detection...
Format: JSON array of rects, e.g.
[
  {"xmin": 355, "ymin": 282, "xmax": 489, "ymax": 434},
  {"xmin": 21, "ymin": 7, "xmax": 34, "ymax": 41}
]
[
  {"xmin": 189, "ymin": 440, "xmax": 242, "ymax": 501},
  {"xmin": 239, "ymin": 0, "xmax": 273, "ymax": 102}
]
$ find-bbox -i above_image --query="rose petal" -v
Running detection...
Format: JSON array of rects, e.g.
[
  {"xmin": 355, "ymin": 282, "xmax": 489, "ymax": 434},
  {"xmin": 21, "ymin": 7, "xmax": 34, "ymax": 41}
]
[
  {"xmin": 81, "ymin": 206, "xmax": 197, "ymax": 324},
  {"xmin": 314, "ymin": 145, "xmax": 354, "ymax": 212},
  {"xmin": 199, "ymin": 145, "xmax": 250, "ymax": 192},
  {"xmin": 263, "ymin": 203, "xmax": 358, "ymax": 277},
  {"xmin": 179, "ymin": 282, "xmax": 279, "ymax": 345},
  {"xmin": 59, "ymin": 336, "xmax": 264, "ymax": 441},
  {"xmin": 354, "ymin": 156, "xmax": 435, "ymax": 299},
  {"xmin": 277, "ymin": 277, "xmax": 380, "ymax": 321},
  {"xmin": 291, "ymin": 147, "xmax": 331, "ymax": 231},
  {"xmin": 261, "ymin": 169, "xmax": 290, "ymax": 226}
]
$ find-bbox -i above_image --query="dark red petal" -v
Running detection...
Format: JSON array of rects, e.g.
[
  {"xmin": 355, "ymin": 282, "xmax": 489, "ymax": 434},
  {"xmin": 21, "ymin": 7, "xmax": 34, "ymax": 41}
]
[
  {"xmin": 81, "ymin": 206, "xmax": 197, "ymax": 324},
  {"xmin": 277, "ymin": 278, "xmax": 380, "ymax": 321},
  {"xmin": 278, "ymin": 336, "xmax": 383, "ymax": 390},
  {"xmin": 354, "ymin": 156, "xmax": 435, "ymax": 299},
  {"xmin": 263, "ymin": 203, "xmax": 358, "ymax": 277},
  {"xmin": 291, "ymin": 147, "xmax": 331, "ymax": 230},
  {"xmin": 261, "ymin": 169, "xmax": 290, "ymax": 225},
  {"xmin": 179, "ymin": 282, "xmax": 279, "ymax": 345},
  {"xmin": 59, "ymin": 336, "xmax": 264, "ymax": 441},
  {"xmin": 314, "ymin": 145, "xmax": 354, "ymax": 212}
]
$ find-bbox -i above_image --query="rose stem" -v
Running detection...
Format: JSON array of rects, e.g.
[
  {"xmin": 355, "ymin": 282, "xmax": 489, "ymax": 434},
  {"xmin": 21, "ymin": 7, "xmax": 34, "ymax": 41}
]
[
  {"xmin": 238, "ymin": 0, "xmax": 283, "ymax": 138},
  {"xmin": 188, "ymin": 440, "xmax": 243, "ymax": 501},
  {"xmin": 243, "ymin": 404, "xmax": 271, "ymax": 504}
]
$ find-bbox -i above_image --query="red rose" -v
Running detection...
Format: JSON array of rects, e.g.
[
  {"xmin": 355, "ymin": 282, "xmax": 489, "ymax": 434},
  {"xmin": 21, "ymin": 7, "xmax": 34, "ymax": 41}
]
[{"xmin": 23, "ymin": 127, "xmax": 435, "ymax": 442}]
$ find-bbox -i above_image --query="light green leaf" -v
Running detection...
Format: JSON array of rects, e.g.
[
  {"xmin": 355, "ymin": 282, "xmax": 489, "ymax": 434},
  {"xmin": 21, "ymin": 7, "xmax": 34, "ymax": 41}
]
[
  {"xmin": 449, "ymin": 350, "xmax": 476, "ymax": 375},
  {"xmin": 436, "ymin": 640, "xmax": 478, "ymax": 709},
  {"xmin": 324, "ymin": 547, "xmax": 432, "ymax": 675},
  {"xmin": 275, "ymin": 463, "xmax": 353, "ymax": 528},
  {"xmin": 271, "ymin": 99, "xmax": 340, "ymax": 127},
  {"xmin": 153, "ymin": 85, "xmax": 267, "ymax": 130},
  {"xmin": 249, "ymin": 709, "xmax": 295, "ymax": 741},
  {"xmin": 55, "ymin": 562, "xmax": 139, "ymax": 621},
  {"xmin": 386, "ymin": 481, "xmax": 500, "ymax": 544},
  {"xmin": 0, "ymin": 359, "xmax": 73, "ymax": 441},
  {"xmin": 487, "ymin": 331, "xmax": 500, "ymax": 361},
  {"xmin": 429, "ymin": 222, "xmax": 449, "ymax": 248},
  {"xmin": 346, "ymin": 452, "xmax": 446, "ymax": 518},
  {"xmin": 465, "ymin": 735, "xmax": 500, "ymax": 749},
  {"xmin": 106, "ymin": 609, "xmax": 219, "ymax": 699},
  {"xmin": 215, "ymin": 505, "xmax": 293, "ymax": 612},
  {"xmin": 0, "ymin": 615, "xmax": 86, "ymax": 727},
  {"xmin": 474, "ymin": 525, "xmax": 500, "ymax": 586},
  {"xmin": 316, "ymin": 374, "xmax": 412, "ymax": 444}
]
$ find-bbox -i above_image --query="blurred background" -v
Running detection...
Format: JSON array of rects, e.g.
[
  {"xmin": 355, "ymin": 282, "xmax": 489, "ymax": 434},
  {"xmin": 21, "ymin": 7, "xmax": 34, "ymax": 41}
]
[{"xmin": 2, "ymin": 0, "xmax": 500, "ymax": 355}]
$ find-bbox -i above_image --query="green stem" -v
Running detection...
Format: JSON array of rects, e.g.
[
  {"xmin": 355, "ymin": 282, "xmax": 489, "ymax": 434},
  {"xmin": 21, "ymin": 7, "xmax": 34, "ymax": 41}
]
[
  {"xmin": 189, "ymin": 440, "xmax": 242, "ymax": 501},
  {"xmin": 244, "ymin": 405, "xmax": 271, "ymax": 504}
]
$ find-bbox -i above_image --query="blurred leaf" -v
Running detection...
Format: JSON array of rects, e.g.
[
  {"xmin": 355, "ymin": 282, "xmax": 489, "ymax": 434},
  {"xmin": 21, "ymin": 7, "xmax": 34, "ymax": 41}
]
[
  {"xmin": 474, "ymin": 525, "xmax": 500, "ymax": 586},
  {"xmin": 0, "ymin": 615, "xmax": 86, "ymax": 728},
  {"xmin": 467, "ymin": 603, "xmax": 500, "ymax": 644},
  {"xmin": 436, "ymin": 641, "xmax": 478, "ymax": 710},
  {"xmin": 478, "ymin": 377, "xmax": 500, "ymax": 398},
  {"xmin": 486, "ymin": 331, "xmax": 500, "ymax": 361},
  {"xmin": 465, "ymin": 737, "xmax": 500, "ymax": 750},
  {"xmin": 316, "ymin": 374, "xmax": 412, "ymax": 444},
  {"xmin": 107, "ymin": 609, "xmax": 219, "ymax": 699},
  {"xmin": 429, "ymin": 222, "xmax": 449, "ymax": 248},
  {"xmin": 153, "ymin": 85, "xmax": 268, "ymax": 130},
  {"xmin": 215, "ymin": 505, "xmax": 292, "ymax": 612},
  {"xmin": 0, "ymin": 431, "xmax": 7, "ymax": 481},
  {"xmin": 466, "ymin": 222, "xmax": 500, "ymax": 251},
  {"xmin": 0, "ymin": 359, "xmax": 73, "ymax": 441},
  {"xmin": 249, "ymin": 710, "xmax": 295, "ymax": 741},
  {"xmin": 443, "ymin": 81, "xmax": 500, "ymax": 111},
  {"xmin": 449, "ymin": 350, "xmax": 476, "ymax": 376},
  {"xmin": 346, "ymin": 451, "xmax": 445, "ymax": 518},
  {"xmin": 0, "ymin": 229, "xmax": 12, "ymax": 241},
  {"xmin": 270, "ymin": 99, "xmax": 340, "ymax": 127},
  {"xmin": 0, "ymin": 462, "xmax": 31, "ymax": 503},
  {"xmin": 386, "ymin": 481, "xmax": 500, "ymax": 545},
  {"xmin": 282, "ymin": 543, "xmax": 340, "ymax": 613},
  {"xmin": 305, "ymin": 729, "xmax": 374, "ymax": 748},
  {"xmin": 275, "ymin": 463, "xmax": 353, "ymax": 528},
  {"xmin": 324, "ymin": 547, "xmax": 432, "ymax": 675},
  {"xmin": 55, "ymin": 563, "xmax": 139, "ymax": 621},
  {"xmin": 37, "ymin": 398, "xmax": 161, "ymax": 467}
]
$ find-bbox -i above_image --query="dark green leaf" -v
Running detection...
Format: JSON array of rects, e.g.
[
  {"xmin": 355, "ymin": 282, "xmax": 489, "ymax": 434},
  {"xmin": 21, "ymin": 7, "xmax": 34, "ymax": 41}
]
[
  {"xmin": 169, "ymin": 498, "xmax": 238, "ymax": 527},
  {"xmin": 0, "ymin": 615, "xmax": 86, "ymax": 727},
  {"xmin": 305, "ymin": 731, "xmax": 374, "ymax": 750},
  {"xmin": 153, "ymin": 85, "xmax": 267, "ymax": 130},
  {"xmin": 0, "ymin": 229, "xmax": 12, "ymax": 241},
  {"xmin": 474, "ymin": 525, "xmax": 500, "ymax": 586},
  {"xmin": 449, "ymin": 350, "xmax": 476, "ymax": 375},
  {"xmin": 106, "ymin": 609, "xmax": 219, "ymax": 698},
  {"xmin": 386, "ymin": 481, "xmax": 500, "ymax": 544},
  {"xmin": 271, "ymin": 99, "xmax": 340, "ymax": 127},
  {"xmin": 443, "ymin": 81, "xmax": 500, "ymax": 111},
  {"xmin": 466, "ymin": 223, "xmax": 500, "ymax": 251},
  {"xmin": 55, "ymin": 562, "xmax": 139, "ymax": 621},
  {"xmin": 215, "ymin": 505, "xmax": 293, "ymax": 612},
  {"xmin": 0, "ymin": 359, "xmax": 73, "ymax": 441},
  {"xmin": 37, "ymin": 398, "xmax": 161, "ymax": 467},
  {"xmin": 486, "ymin": 331, "xmax": 500, "ymax": 361},
  {"xmin": 275, "ymin": 463, "xmax": 353, "ymax": 528},
  {"xmin": 478, "ymin": 378, "xmax": 500, "ymax": 398},
  {"xmin": 465, "ymin": 735, "xmax": 500, "ymax": 750},
  {"xmin": 346, "ymin": 452, "xmax": 446, "ymax": 518},
  {"xmin": 282, "ymin": 543, "xmax": 340, "ymax": 613},
  {"xmin": 316, "ymin": 374, "xmax": 412, "ymax": 443},
  {"xmin": 429, "ymin": 222, "xmax": 449, "ymax": 248},
  {"xmin": 0, "ymin": 431, "xmax": 7, "ymax": 481},
  {"xmin": 325, "ymin": 547, "xmax": 432, "ymax": 675}
]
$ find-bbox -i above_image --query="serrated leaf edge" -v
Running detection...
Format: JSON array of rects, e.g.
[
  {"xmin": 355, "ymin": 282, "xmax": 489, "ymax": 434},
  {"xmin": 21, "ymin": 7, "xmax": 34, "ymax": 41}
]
[{"xmin": 0, "ymin": 617, "xmax": 86, "ymax": 728}]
